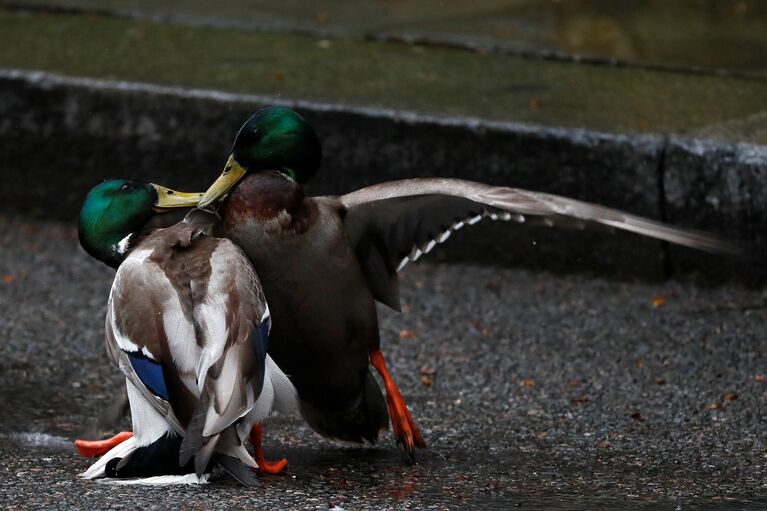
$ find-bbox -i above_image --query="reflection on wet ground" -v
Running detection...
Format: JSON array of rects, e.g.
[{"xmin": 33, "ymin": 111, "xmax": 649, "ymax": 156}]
[{"xmin": 2, "ymin": 431, "xmax": 766, "ymax": 510}]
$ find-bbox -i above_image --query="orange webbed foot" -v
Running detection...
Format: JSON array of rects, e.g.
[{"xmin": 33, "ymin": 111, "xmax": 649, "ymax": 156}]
[
  {"xmin": 74, "ymin": 431, "xmax": 134, "ymax": 458},
  {"xmin": 249, "ymin": 422, "xmax": 288, "ymax": 475},
  {"xmin": 370, "ymin": 349, "xmax": 426, "ymax": 460}
]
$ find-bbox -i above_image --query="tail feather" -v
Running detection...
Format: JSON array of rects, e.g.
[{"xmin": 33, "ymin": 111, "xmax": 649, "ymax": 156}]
[
  {"xmin": 108, "ymin": 433, "xmax": 194, "ymax": 478},
  {"xmin": 178, "ymin": 392, "xmax": 208, "ymax": 467},
  {"xmin": 81, "ymin": 436, "xmax": 140, "ymax": 479},
  {"xmin": 194, "ymin": 434, "xmax": 220, "ymax": 478},
  {"xmin": 214, "ymin": 454, "xmax": 259, "ymax": 487},
  {"xmin": 266, "ymin": 355, "xmax": 298, "ymax": 415}
]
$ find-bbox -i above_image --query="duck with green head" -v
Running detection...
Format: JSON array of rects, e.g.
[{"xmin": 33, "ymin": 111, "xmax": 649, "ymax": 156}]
[
  {"xmin": 78, "ymin": 180, "xmax": 203, "ymax": 267},
  {"xmin": 77, "ymin": 179, "xmax": 296, "ymax": 483},
  {"xmin": 193, "ymin": 106, "xmax": 739, "ymax": 459}
]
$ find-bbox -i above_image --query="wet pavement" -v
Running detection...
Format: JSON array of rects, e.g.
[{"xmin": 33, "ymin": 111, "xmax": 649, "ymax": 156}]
[
  {"xmin": 7, "ymin": 0, "xmax": 767, "ymax": 75},
  {"xmin": 1, "ymin": 4, "xmax": 766, "ymax": 144},
  {"xmin": 1, "ymin": 215, "xmax": 765, "ymax": 509}
]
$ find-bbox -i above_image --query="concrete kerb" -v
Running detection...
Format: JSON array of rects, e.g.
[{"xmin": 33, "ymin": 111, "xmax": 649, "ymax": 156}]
[{"xmin": 0, "ymin": 68, "xmax": 762, "ymax": 281}]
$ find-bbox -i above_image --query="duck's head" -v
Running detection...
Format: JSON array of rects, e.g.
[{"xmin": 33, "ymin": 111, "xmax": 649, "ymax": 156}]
[
  {"xmin": 198, "ymin": 106, "xmax": 321, "ymax": 208},
  {"xmin": 78, "ymin": 179, "xmax": 202, "ymax": 267}
]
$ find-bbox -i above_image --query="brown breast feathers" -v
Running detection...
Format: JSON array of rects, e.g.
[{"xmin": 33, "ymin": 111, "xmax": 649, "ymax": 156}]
[{"xmin": 220, "ymin": 170, "xmax": 318, "ymax": 234}]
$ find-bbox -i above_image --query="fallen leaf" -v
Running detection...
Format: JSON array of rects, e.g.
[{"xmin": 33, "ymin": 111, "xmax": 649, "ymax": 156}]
[
  {"xmin": 570, "ymin": 396, "xmax": 589, "ymax": 405},
  {"xmin": 486, "ymin": 481, "xmax": 505, "ymax": 492},
  {"xmin": 723, "ymin": 392, "xmax": 738, "ymax": 402},
  {"xmin": 480, "ymin": 328, "xmax": 492, "ymax": 337},
  {"xmin": 401, "ymin": 304, "xmax": 412, "ymax": 313},
  {"xmin": 316, "ymin": 11, "xmax": 330, "ymax": 23},
  {"xmin": 271, "ymin": 71, "xmax": 286, "ymax": 82},
  {"xmin": 754, "ymin": 374, "xmax": 765, "ymax": 383},
  {"xmin": 704, "ymin": 402, "xmax": 722, "ymax": 410},
  {"xmin": 568, "ymin": 379, "xmax": 583, "ymax": 388},
  {"xmin": 469, "ymin": 319, "xmax": 481, "ymax": 328},
  {"xmin": 529, "ymin": 97, "xmax": 542, "ymax": 110},
  {"xmin": 655, "ymin": 378, "xmax": 666, "ymax": 385},
  {"xmin": 420, "ymin": 376, "xmax": 433, "ymax": 388},
  {"xmin": 388, "ymin": 481, "xmax": 415, "ymax": 500},
  {"xmin": 597, "ymin": 441, "xmax": 610, "ymax": 449},
  {"xmin": 651, "ymin": 295, "xmax": 666, "ymax": 308},
  {"xmin": 2, "ymin": 274, "xmax": 15, "ymax": 284},
  {"xmin": 420, "ymin": 367, "xmax": 436, "ymax": 376},
  {"xmin": 399, "ymin": 329, "xmax": 416, "ymax": 339},
  {"xmin": 521, "ymin": 379, "xmax": 536, "ymax": 388}
]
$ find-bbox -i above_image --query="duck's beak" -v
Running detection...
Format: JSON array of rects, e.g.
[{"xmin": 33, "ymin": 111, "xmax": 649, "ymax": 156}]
[
  {"xmin": 197, "ymin": 155, "xmax": 247, "ymax": 209},
  {"xmin": 151, "ymin": 184, "xmax": 205, "ymax": 212}
]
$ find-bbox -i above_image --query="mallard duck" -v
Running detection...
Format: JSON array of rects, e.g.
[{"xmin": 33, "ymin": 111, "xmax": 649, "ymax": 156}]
[
  {"xmin": 77, "ymin": 179, "xmax": 296, "ymax": 484},
  {"xmin": 194, "ymin": 107, "xmax": 739, "ymax": 459}
]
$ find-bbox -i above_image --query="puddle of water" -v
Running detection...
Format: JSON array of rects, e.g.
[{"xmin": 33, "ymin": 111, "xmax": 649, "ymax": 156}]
[{"xmin": 4, "ymin": 431, "xmax": 74, "ymax": 452}]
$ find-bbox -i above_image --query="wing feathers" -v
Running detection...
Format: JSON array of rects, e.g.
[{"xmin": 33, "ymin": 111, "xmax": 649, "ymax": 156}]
[
  {"xmin": 103, "ymin": 214, "xmax": 290, "ymax": 482},
  {"xmin": 339, "ymin": 178, "xmax": 741, "ymax": 310}
]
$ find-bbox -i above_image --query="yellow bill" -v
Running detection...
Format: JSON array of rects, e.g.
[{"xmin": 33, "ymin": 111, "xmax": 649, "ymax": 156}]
[
  {"xmin": 151, "ymin": 183, "xmax": 205, "ymax": 211},
  {"xmin": 197, "ymin": 155, "xmax": 247, "ymax": 209}
]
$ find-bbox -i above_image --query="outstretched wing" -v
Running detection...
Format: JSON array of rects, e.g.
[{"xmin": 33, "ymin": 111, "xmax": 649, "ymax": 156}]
[{"xmin": 338, "ymin": 178, "xmax": 741, "ymax": 311}]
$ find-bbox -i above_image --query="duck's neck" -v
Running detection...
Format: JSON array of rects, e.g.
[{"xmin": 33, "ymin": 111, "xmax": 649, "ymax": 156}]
[
  {"xmin": 222, "ymin": 171, "xmax": 306, "ymax": 221},
  {"xmin": 78, "ymin": 218, "xmax": 141, "ymax": 269}
]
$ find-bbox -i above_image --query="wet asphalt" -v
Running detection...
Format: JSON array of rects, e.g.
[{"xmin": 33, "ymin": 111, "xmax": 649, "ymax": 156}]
[{"xmin": 0, "ymin": 214, "xmax": 765, "ymax": 510}]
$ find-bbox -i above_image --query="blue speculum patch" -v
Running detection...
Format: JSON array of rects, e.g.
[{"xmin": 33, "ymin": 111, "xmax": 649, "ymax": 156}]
[
  {"xmin": 256, "ymin": 319, "xmax": 270, "ymax": 356},
  {"xmin": 126, "ymin": 351, "xmax": 169, "ymax": 401}
]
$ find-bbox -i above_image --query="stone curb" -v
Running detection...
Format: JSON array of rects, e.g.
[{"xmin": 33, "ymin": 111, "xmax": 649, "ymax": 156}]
[{"xmin": 0, "ymin": 69, "xmax": 761, "ymax": 281}]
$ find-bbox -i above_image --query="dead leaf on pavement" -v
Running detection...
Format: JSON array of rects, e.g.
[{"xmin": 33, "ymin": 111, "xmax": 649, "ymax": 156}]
[
  {"xmin": 420, "ymin": 367, "xmax": 436, "ymax": 376},
  {"xmin": 399, "ymin": 329, "xmax": 416, "ymax": 339}
]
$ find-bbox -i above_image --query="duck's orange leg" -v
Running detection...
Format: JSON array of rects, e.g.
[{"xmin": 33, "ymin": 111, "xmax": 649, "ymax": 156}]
[
  {"xmin": 370, "ymin": 349, "xmax": 426, "ymax": 458},
  {"xmin": 249, "ymin": 422, "xmax": 288, "ymax": 475},
  {"xmin": 74, "ymin": 431, "xmax": 134, "ymax": 458}
]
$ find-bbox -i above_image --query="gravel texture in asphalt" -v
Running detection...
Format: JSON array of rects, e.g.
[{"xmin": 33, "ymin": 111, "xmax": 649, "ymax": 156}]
[{"xmin": 0, "ymin": 215, "xmax": 765, "ymax": 510}]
